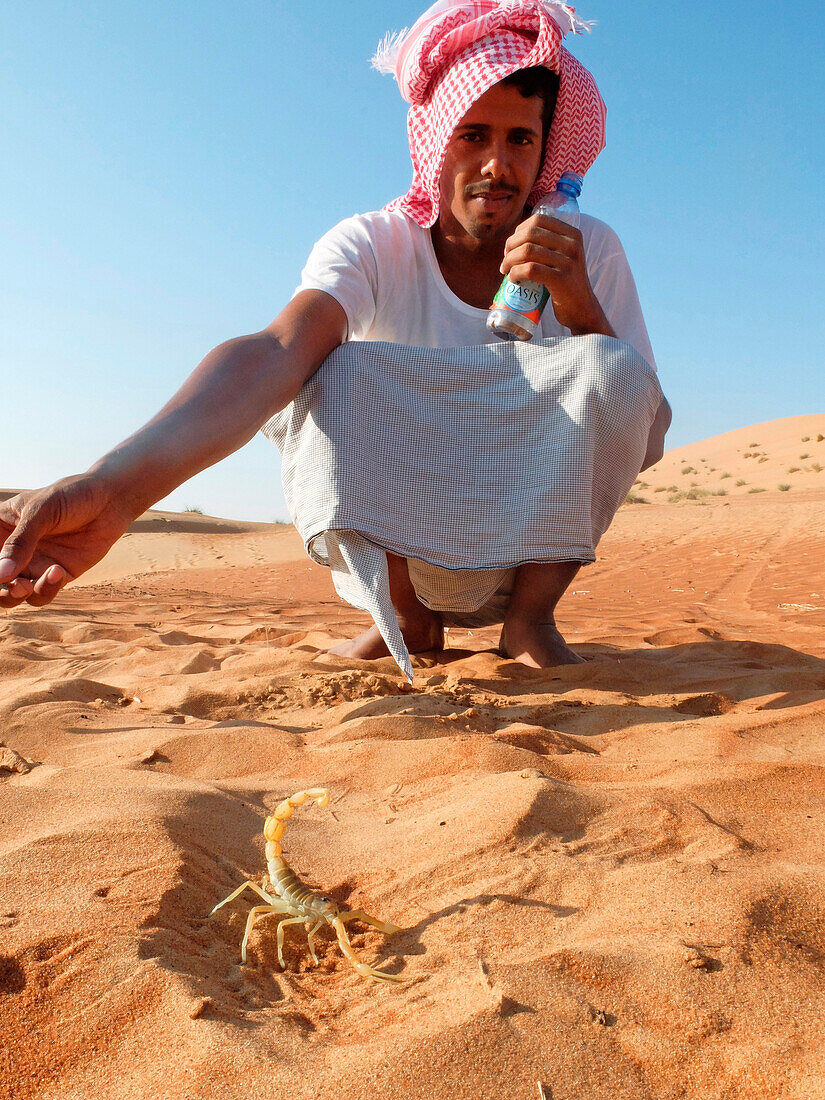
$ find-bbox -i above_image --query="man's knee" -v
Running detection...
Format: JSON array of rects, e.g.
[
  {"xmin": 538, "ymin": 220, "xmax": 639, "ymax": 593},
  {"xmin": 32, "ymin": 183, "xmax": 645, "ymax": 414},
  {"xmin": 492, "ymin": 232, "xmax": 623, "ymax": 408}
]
[
  {"xmin": 585, "ymin": 342, "xmax": 660, "ymax": 422},
  {"xmin": 640, "ymin": 396, "xmax": 672, "ymax": 471},
  {"xmin": 580, "ymin": 345, "xmax": 664, "ymax": 460}
]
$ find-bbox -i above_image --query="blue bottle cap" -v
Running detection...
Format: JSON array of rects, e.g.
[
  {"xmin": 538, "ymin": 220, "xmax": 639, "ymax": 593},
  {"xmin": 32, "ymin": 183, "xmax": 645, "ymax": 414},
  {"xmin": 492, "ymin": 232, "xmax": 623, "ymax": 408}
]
[{"xmin": 556, "ymin": 171, "xmax": 583, "ymax": 197}]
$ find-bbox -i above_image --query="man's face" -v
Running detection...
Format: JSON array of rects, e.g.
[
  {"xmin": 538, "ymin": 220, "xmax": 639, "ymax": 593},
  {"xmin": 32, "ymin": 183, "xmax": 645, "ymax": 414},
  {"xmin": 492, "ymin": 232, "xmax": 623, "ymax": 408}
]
[{"xmin": 437, "ymin": 80, "xmax": 544, "ymax": 243}]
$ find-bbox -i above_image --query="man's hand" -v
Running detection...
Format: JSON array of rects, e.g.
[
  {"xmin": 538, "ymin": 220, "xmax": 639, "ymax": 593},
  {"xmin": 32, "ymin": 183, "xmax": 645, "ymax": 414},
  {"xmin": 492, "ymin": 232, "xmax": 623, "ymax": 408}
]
[
  {"xmin": 0, "ymin": 476, "xmax": 138, "ymax": 608},
  {"xmin": 0, "ymin": 290, "xmax": 348, "ymax": 612},
  {"xmin": 499, "ymin": 213, "xmax": 615, "ymax": 337}
]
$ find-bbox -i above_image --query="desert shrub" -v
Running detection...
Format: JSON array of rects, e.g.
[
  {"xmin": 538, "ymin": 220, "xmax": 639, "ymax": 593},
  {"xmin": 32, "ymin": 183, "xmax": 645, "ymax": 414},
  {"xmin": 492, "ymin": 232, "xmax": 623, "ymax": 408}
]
[
  {"xmin": 669, "ymin": 488, "xmax": 710, "ymax": 502},
  {"xmin": 758, "ymin": 456, "xmax": 768, "ymax": 463},
  {"xmin": 778, "ymin": 484, "xmax": 791, "ymax": 492},
  {"xmin": 800, "ymin": 453, "xmax": 809, "ymax": 459},
  {"xmin": 812, "ymin": 463, "xmax": 823, "ymax": 473},
  {"xmin": 749, "ymin": 441, "xmax": 759, "ymax": 447},
  {"xmin": 184, "ymin": 506, "xmax": 204, "ymax": 514},
  {"xmin": 720, "ymin": 472, "xmax": 731, "ymax": 479},
  {"xmin": 748, "ymin": 487, "xmax": 766, "ymax": 493},
  {"xmin": 736, "ymin": 479, "xmax": 746, "ymax": 486},
  {"xmin": 654, "ymin": 486, "xmax": 667, "ymax": 492},
  {"xmin": 818, "ymin": 434, "xmax": 824, "ymax": 442},
  {"xmin": 802, "ymin": 436, "xmax": 810, "ymax": 442},
  {"xmin": 712, "ymin": 489, "xmax": 727, "ymax": 496},
  {"xmin": 788, "ymin": 466, "xmax": 800, "ymax": 473},
  {"xmin": 624, "ymin": 492, "xmax": 650, "ymax": 504}
]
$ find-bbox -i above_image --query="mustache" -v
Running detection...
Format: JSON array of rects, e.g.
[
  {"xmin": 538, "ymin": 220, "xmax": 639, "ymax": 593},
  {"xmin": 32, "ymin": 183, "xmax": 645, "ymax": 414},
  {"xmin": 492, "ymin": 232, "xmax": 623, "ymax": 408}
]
[{"xmin": 465, "ymin": 183, "xmax": 518, "ymax": 198}]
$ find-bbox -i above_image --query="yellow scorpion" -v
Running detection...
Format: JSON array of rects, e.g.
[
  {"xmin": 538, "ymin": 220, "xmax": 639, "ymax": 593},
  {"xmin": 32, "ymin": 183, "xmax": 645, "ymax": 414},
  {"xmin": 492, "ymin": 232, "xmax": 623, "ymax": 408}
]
[{"xmin": 210, "ymin": 788, "xmax": 405, "ymax": 983}]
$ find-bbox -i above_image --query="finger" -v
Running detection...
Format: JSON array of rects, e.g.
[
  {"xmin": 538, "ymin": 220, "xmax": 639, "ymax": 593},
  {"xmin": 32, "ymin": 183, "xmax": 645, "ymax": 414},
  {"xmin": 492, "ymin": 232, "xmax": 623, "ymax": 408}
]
[
  {"xmin": 505, "ymin": 220, "xmax": 579, "ymax": 258},
  {"xmin": 26, "ymin": 564, "xmax": 69, "ymax": 608},
  {"xmin": 501, "ymin": 255, "xmax": 567, "ymax": 286},
  {"xmin": 0, "ymin": 558, "xmax": 19, "ymax": 583},
  {"xmin": 533, "ymin": 213, "xmax": 582, "ymax": 241},
  {"xmin": 504, "ymin": 264, "xmax": 561, "ymax": 288},
  {"xmin": 0, "ymin": 505, "xmax": 53, "ymax": 581},
  {"xmin": 0, "ymin": 586, "xmax": 31, "ymax": 610},
  {"xmin": 9, "ymin": 577, "xmax": 35, "ymax": 600},
  {"xmin": 501, "ymin": 242, "xmax": 568, "ymax": 274}
]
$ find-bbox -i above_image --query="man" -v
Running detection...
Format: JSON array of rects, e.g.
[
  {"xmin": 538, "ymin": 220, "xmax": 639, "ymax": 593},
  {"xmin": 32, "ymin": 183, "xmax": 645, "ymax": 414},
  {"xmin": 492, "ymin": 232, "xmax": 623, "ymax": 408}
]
[{"xmin": 0, "ymin": 0, "xmax": 671, "ymax": 672}]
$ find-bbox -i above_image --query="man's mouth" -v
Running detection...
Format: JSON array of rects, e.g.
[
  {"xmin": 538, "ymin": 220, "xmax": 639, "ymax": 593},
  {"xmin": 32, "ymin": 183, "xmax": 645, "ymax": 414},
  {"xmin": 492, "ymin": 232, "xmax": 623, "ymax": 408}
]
[{"xmin": 468, "ymin": 188, "xmax": 516, "ymax": 204}]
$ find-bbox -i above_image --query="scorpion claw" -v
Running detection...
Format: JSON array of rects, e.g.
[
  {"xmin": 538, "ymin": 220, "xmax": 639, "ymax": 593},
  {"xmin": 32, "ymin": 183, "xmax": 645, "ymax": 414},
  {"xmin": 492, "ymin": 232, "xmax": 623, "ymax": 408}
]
[{"xmin": 358, "ymin": 966, "xmax": 409, "ymax": 984}]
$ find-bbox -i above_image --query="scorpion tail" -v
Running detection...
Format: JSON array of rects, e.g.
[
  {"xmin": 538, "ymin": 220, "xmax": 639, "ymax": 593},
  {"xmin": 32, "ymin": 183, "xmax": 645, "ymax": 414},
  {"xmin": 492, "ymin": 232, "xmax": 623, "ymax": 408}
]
[{"xmin": 263, "ymin": 788, "xmax": 330, "ymax": 857}]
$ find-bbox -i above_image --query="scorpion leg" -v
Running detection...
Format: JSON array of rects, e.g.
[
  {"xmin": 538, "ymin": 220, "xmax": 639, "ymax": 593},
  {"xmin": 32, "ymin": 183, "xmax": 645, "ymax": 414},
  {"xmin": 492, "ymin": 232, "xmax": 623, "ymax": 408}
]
[
  {"xmin": 305, "ymin": 919, "xmax": 324, "ymax": 965},
  {"xmin": 276, "ymin": 916, "xmax": 309, "ymax": 969},
  {"xmin": 332, "ymin": 917, "xmax": 407, "ymax": 983},
  {"xmin": 239, "ymin": 901, "xmax": 294, "ymax": 962},
  {"xmin": 338, "ymin": 909, "xmax": 402, "ymax": 936},
  {"xmin": 209, "ymin": 879, "xmax": 274, "ymax": 917},
  {"xmin": 240, "ymin": 905, "xmax": 277, "ymax": 963}
]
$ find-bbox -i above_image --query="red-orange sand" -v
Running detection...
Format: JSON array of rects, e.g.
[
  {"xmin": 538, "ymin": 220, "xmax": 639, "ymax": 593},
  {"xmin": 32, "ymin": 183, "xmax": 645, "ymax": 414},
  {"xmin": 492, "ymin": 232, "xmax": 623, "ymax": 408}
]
[{"xmin": 1, "ymin": 415, "xmax": 824, "ymax": 1100}]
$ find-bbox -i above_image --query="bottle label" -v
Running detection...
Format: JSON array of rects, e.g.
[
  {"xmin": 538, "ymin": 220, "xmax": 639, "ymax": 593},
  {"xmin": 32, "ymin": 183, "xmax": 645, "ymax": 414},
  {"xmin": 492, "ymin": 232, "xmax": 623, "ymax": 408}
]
[{"xmin": 492, "ymin": 278, "xmax": 549, "ymax": 324}]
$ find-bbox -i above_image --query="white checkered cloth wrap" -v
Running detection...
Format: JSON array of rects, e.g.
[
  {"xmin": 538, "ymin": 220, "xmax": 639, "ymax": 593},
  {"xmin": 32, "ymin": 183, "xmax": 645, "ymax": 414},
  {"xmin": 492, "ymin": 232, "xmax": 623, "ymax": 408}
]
[{"xmin": 262, "ymin": 334, "xmax": 663, "ymax": 681}]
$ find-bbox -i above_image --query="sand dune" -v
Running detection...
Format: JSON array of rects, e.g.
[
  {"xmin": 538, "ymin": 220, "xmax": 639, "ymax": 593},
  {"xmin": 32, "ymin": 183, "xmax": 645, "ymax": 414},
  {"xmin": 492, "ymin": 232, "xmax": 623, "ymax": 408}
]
[
  {"xmin": 1, "ymin": 417, "xmax": 824, "ymax": 1099},
  {"xmin": 633, "ymin": 413, "xmax": 825, "ymax": 502}
]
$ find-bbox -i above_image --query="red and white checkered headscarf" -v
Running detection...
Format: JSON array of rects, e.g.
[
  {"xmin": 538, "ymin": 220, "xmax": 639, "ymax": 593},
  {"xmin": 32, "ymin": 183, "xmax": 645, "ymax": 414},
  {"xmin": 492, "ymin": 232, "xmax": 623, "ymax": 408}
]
[{"xmin": 372, "ymin": 0, "xmax": 606, "ymax": 228}]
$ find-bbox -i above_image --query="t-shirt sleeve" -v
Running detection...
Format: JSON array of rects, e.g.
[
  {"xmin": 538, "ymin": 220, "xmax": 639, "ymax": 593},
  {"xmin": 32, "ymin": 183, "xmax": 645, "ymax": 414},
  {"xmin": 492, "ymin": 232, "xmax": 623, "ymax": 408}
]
[
  {"xmin": 586, "ymin": 221, "xmax": 657, "ymax": 371},
  {"xmin": 293, "ymin": 216, "xmax": 378, "ymax": 340}
]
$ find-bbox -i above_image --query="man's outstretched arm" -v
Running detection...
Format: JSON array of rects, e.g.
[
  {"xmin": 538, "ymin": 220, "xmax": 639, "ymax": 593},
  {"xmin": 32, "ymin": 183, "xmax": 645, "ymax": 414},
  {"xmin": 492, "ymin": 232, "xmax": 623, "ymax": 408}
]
[{"xmin": 0, "ymin": 290, "xmax": 347, "ymax": 608}]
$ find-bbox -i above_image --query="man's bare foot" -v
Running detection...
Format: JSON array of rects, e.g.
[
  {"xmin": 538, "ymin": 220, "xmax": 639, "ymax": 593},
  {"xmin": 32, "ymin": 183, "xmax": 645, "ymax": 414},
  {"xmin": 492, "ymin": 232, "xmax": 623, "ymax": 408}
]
[
  {"xmin": 499, "ymin": 618, "xmax": 585, "ymax": 667},
  {"xmin": 329, "ymin": 610, "xmax": 443, "ymax": 662}
]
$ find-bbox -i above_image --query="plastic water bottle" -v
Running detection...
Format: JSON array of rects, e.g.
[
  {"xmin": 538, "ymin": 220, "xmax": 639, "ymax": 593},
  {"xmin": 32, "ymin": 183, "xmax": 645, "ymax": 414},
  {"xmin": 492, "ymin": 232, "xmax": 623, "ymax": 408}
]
[{"xmin": 487, "ymin": 171, "xmax": 583, "ymax": 341}]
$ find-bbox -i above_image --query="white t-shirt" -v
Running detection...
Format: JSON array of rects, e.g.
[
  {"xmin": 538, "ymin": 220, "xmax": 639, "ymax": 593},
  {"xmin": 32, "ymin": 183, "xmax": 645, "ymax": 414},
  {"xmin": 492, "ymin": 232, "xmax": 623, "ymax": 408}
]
[{"xmin": 295, "ymin": 208, "xmax": 656, "ymax": 369}]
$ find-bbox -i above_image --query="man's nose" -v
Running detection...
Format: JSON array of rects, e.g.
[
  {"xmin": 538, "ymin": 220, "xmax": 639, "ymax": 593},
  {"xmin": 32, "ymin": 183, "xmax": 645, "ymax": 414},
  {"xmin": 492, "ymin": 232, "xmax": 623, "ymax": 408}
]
[{"xmin": 480, "ymin": 144, "xmax": 511, "ymax": 180}]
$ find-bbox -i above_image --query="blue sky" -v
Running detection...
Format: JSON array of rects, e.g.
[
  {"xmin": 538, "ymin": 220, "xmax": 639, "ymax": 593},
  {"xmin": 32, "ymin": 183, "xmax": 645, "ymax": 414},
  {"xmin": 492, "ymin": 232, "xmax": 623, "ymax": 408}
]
[{"xmin": 3, "ymin": 1, "xmax": 823, "ymax": 522}]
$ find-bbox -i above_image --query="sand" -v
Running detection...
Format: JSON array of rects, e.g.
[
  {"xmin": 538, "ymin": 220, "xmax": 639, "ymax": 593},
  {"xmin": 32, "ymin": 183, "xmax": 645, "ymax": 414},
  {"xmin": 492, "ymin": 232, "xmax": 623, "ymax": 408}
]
[{"xmin": 1, "ymin": 414, "xmax": 824, "ymax": 1100}]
